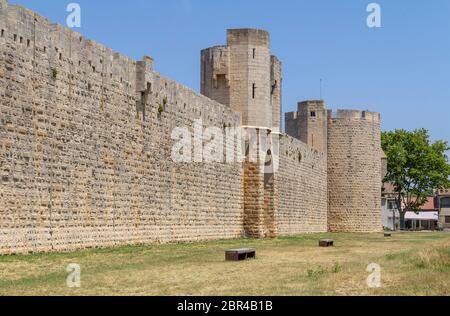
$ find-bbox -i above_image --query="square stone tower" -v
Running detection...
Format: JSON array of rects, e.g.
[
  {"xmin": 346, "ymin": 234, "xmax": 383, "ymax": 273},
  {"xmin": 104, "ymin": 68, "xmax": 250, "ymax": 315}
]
[
  {"xmin": 201, "ymin": 29, "xmax": 281, "ymax": 130},
  {"xmin": 285, "ymin": 100, "xmax": 328, "ymax": 153}
]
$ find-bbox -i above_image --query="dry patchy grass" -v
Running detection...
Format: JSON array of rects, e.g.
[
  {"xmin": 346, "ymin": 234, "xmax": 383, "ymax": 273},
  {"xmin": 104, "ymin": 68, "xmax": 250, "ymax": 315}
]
[{"xmin": 0, "ymin": 232, "xmax": 449, "ymax": 296}]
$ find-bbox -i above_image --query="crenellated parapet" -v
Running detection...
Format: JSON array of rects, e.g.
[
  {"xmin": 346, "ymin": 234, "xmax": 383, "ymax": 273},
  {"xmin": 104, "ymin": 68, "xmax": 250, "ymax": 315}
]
[{"xmin": 327, "ymin": 109, "xmax": 380, "ymax": 122}]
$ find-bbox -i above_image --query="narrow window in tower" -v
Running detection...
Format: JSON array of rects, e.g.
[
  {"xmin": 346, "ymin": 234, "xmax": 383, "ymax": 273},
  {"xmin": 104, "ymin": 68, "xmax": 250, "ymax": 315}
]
[
  {"xmin": 310, "ymin": 111, "xmax": 316, "ymax": 117},
  {"xmin": 252, "ymin": 83, "xmax": 256, "ymax": 99},
  {"xmin": 253, "ymin": 48, "xmax": 256, "ymax": 59},
  {"xmin": 1, "ymin": 30, "xmax": 4, "ymax": 38},
  {"xmin": 13, "ymin": 34, "xmax": 17, "ymax": 42},
  {"xmin": 27, "ymin": 39, "xmax": 30, "ymax": 47}
]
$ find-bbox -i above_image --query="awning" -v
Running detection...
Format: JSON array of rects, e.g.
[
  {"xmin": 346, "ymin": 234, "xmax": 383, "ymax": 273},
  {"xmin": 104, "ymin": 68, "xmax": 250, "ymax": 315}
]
[{"xmin": 405, "ymin": 212, "xmax": 438, "ymax": 221}]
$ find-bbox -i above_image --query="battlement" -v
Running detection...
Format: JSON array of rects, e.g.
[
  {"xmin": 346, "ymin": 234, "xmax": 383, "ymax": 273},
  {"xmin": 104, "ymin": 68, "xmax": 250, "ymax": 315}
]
[
  {"xmin": 328, "ymin": 109, "xmax": 380, "ymax": 123},
  {"xmin": 201, "ymin": 45, "xmax": 228, "ymax": 53},
  {"xmin": 298, "ymin": 100, "xmax": 325, "ymax": 110},
  {"xmin": 0, "ymin": 0, "xmax": 140, "ymax": 90},
  {"xmin": 227, "ymin": 28, "xmax": 270, "ymax": 47}
]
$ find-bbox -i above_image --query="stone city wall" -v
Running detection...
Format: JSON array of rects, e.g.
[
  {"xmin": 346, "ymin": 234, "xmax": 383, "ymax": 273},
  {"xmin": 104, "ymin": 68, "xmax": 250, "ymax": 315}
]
[
  {"xmin": 0, "ymin": 3, "xmax": 244, "ymax": 254},
  {"xmin": 276, "ymin": 135, "xmax": 328, "ymax": 234}
]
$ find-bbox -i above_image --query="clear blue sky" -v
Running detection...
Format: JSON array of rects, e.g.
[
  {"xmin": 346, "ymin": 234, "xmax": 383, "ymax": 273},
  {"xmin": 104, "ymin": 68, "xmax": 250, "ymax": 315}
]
[{"xmin": 9, "ymin": 0, "xmax": 450, "ymax": 144}]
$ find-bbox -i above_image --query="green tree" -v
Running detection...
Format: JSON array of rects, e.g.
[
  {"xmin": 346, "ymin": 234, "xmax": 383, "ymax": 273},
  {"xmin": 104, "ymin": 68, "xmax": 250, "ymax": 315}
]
[{"xmin": 382, "ymin": 129, "xmax": 450, "ymax": 230}]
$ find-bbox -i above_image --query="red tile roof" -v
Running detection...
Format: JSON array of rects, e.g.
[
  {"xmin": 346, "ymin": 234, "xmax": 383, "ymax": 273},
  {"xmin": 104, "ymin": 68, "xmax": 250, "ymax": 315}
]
[
  {"xmin": 382, "ymin": 183, "xmax": 396, "ymax": 194},
  {"xmin": 420, "ymin": 197, "xmax": 438, "ymax": 211}
]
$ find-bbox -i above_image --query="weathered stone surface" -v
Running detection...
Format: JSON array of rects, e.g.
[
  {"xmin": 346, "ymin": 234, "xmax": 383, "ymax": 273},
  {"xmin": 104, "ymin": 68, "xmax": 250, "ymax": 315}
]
[
  {"xmin": 0, "ymin": 3, "xmax": 244, "ymax": 254},
  {"xmin": 0, "ymin": 1, "xmax": 382, "ymax": 255},
  {"xmin": 277, "ymin": 135, "xmax": 328, "ymax": 234},
  {"xmin": 327, "ymin": 110, "xmax": 382, "ymax": 232}
]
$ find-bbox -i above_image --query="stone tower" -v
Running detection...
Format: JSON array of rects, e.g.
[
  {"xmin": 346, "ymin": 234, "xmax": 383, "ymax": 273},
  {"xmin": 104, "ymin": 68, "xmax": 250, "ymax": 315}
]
[
  {"xmin": 327, "ymin": 110, "xmax": 382, "ymax": 232},
  {"xmin": 201, "ymin": 29, "xmax": 281, "ymax": 130},
  {"xmin": 285, "ymin": 100, "xmax": 327, "ymax": 153},
  {"xmin": 201, "ymin": 29, "xmax": 281, "ymax": 238},
  {"xmin": 286, "ymin": 104, "xmax": 382, "ymax": 232}
]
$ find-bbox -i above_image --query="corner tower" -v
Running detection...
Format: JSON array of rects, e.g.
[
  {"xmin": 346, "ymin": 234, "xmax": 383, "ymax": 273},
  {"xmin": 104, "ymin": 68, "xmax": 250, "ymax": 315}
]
[
  {"xmin": 201, "ymin": 29, "xmax": 281, "ymax": 129},
  {"xmin": 327, "ymin": 110, "xmax": 382, "ymax": 232}
]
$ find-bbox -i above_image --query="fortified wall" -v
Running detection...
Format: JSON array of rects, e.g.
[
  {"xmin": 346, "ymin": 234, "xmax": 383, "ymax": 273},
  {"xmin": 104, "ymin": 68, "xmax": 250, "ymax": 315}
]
[
  {"xmin": 0, "ymin": 0, "xmax": 381, "ymax": 255},
  {"xmin": 0, "ymin": 1, "xmax": 245, "ymax": 254}
]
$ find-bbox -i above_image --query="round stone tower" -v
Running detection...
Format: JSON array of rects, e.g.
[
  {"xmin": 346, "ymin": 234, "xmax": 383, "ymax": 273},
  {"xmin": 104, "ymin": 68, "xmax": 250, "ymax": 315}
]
[{"xmin": 327, "ymin": 110, "xmax": 382, "ymax": 232}]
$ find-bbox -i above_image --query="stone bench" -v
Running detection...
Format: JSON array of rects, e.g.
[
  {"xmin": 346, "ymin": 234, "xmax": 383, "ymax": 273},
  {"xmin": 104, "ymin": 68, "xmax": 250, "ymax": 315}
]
[
  {"xmin": 225, "ymin": 248, "xmax": 256, "ymax": 261},
  {"xmin": 319, "ymin": 239, "xmax": 334, "ymax": 247}
]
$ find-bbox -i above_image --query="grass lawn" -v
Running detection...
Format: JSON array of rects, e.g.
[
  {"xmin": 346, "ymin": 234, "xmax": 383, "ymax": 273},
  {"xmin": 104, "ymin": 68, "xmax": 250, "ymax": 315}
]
[{"xmin": 0, "ymin": 232, "xmax": 449, "ymax": 296}]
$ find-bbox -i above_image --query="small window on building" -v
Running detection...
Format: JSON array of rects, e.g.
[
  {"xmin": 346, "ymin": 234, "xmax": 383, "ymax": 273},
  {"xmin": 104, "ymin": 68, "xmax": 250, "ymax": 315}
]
[
  {"xmin": 59, "ymin": 53, "xmax": 62, "ymax": 60},
  {"xmin": 252, "ymin": 83, "xmax": 256, "ymax": 99},
  {"xmin": 44, "ymin": 46, "xmax": 47, "ymax": 53},
  {"xmin": 441, "ymin": 197, "xmax": 450, "ymax": 208},
  {"xmin": 446, "ymin": 216, "xmax": 450, "ymax": 224},
  {"xmin": 388, "ymin": 200, "xmax": 397, "ymax": 210},
  {"xmin": 27, "ymin": 39, "xmax": 30, "ymax": 47},
  {"xmin": 1, "ymin": 29, "xmax": 4, "ymax": 37},
  {"xmin": 310, "ymin": 111, "xmax": 316, "ymax": 117},
  {"xmin": 13, "ymin": 34, "xmax": 17, "ymax": 42},
  {"xmin": 252, "ymin": 48, "xmax": 256, "ymax": 59},
  {"xmin": 19, "ymin": 36, "xmax": 23, "ymax": 44}
]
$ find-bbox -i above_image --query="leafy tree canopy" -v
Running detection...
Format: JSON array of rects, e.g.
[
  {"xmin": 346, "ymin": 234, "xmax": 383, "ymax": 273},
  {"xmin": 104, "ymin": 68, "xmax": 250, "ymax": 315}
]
[{"xmin": 382, "ymin": 129, "xmax": 450, "ymax": 222}]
